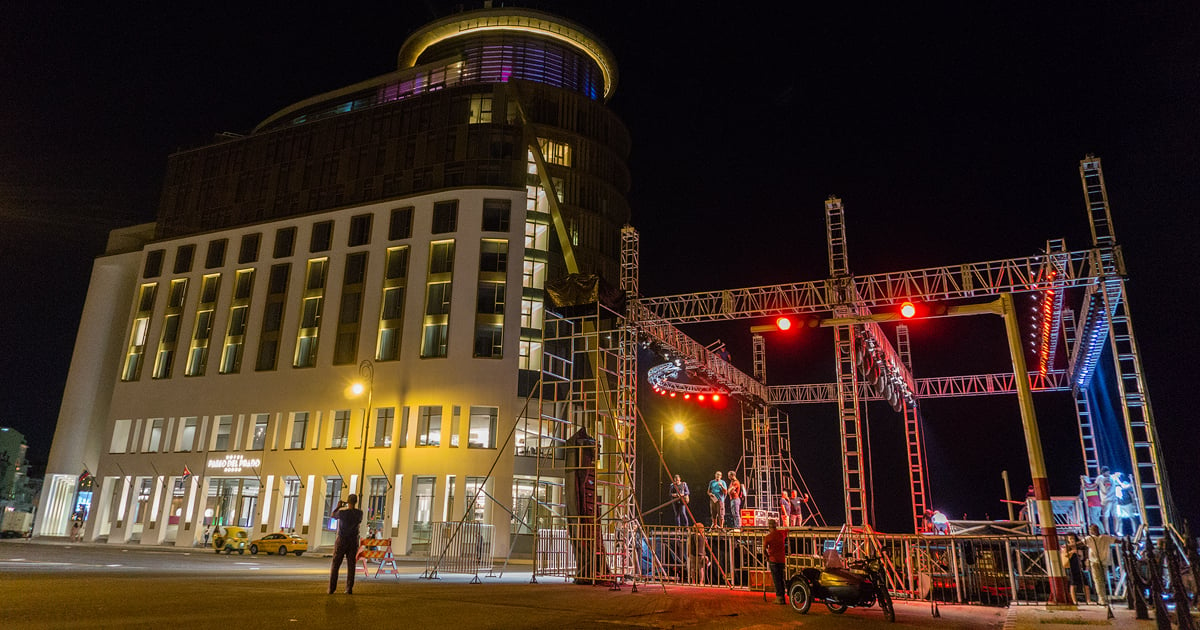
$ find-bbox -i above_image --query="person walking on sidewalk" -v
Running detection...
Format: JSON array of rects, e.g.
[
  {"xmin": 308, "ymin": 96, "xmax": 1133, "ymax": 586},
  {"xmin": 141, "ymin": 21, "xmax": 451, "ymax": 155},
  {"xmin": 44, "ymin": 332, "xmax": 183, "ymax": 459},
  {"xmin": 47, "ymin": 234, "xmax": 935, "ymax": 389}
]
[
  {"xmin": 764, "ymin": 518, "xmax": 788, "ymax": 605},
  {"xmin": 329, "ymin": 494, "xmax": 364, "ymax": 595}
]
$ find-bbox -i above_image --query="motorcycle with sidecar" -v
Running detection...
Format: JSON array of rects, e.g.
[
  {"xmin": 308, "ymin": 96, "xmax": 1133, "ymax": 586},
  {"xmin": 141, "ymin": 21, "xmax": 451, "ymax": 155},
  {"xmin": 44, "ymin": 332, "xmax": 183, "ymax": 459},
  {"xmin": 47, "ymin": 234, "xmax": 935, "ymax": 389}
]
[{"xmin": 787, "ymin": 551, "xmax": 895, "ymax": 622}]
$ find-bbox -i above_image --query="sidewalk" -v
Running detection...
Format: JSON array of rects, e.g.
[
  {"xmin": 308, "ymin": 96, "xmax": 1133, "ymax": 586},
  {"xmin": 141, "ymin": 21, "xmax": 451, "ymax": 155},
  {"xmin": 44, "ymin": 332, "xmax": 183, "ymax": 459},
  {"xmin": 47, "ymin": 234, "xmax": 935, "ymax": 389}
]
[{"xmin": 1011, "ymin": 603, "xmax": 1161, "ymax": 629}]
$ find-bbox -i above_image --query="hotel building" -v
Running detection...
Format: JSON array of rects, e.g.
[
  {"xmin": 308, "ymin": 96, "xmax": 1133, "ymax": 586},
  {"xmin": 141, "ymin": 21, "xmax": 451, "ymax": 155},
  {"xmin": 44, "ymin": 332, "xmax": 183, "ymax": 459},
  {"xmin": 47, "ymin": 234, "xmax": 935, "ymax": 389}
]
[{"xmin": 36, "ymin": 6, "xmax": 630, "ymax": 558}]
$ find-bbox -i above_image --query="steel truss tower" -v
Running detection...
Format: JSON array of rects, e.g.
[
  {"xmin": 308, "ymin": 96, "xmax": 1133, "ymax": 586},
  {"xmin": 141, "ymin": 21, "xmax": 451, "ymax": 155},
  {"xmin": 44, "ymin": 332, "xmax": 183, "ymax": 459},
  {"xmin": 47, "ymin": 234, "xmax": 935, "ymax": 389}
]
[{"xmin": 635, "ymin": 156, "xmax": 1175, "ymax": 538}]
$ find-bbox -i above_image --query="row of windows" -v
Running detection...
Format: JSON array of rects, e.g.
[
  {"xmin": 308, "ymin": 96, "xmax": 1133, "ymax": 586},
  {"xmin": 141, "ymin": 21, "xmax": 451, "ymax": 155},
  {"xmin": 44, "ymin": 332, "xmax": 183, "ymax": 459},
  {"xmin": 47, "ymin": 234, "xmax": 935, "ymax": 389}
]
[
  {"xmin": 123, "ymin": 234, "xmax": 510, "ymax": 380},
  {"xmin": 109, "ymin": 405, "xmax": 500, "ymax": 455},
  {"xmin": 143, "ymin": 199, "xmax": 513, "ymax": 279}
]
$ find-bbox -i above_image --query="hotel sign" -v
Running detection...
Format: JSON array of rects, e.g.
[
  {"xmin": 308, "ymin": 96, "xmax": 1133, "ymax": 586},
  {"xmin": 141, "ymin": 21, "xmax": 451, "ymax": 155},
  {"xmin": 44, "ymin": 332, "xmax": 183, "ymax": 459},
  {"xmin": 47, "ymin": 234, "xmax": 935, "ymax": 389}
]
[{"xmin": 206, "ymin": 454, "xmax": 261, "ymax": 474}]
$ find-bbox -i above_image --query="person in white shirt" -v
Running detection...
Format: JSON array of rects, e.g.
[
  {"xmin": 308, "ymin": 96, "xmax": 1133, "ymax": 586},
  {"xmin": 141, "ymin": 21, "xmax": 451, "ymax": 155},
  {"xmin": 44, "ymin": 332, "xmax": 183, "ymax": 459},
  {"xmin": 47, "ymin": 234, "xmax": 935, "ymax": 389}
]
[{"xmin": 1083, "ymin": 524, "xmax": 1115, "ymax": 605}]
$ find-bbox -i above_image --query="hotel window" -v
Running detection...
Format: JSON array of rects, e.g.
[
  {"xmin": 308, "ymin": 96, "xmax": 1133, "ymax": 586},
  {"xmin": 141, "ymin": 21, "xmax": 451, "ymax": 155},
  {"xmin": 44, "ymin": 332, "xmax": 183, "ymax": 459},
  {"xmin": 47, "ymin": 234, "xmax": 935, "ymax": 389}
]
[
  {"xmin": 468, "ymin": 94, "xmax": 493, "ymax": 124},
  {"xmin": 537, "ymin": 137, "xmax": 572, "ymax": 167},
  {"xmin": 411, "ymin": 476, "xmax": 435, "ymax": 547},
  {"xmin": 238, "ymin": 233, "xmax": 261, "ymax": 264},
  {"xmin": 220, "ymin": 269, "xmax": 255, "ymax": 374},
  {"xmin": 310, "ymin": 220, "xmax": 333, "ymax": 253},
  {"xmin": 333, "ymin": 252, "xmax": 367, "ymax": 365},
  {"xmin": 110, "ymin": 419, "xmax": 132, "ymax": 453},
  {"xmin": 374, "ymin": 407, "xmax": 394, "ymax": 447},
  {"xmin": 322, "ymin": 477, "xmax": 344, "ymax": 531},
  {"xmin": 348, "ymin": 214, "xmax": 372, "ymax": 247},
  {"xmin": 213, "ymin": 415, "xmax": 233, "ymax": 451},
  {"xmin": 289, "ymin": 412, "xmax": 309, "ymax": 449},
  {"xmin": 465, "ymin": 477, "xmax": 487, "ymax": 523},
  {"xmin": 144, "ymin": 249, "xmax": 164, "ymax": 278},
  {"xmin": 153, "ymin": 279, "xmax": 188, "ymax": 379},
  {"xmin": 255, "ymin": 263, "xmax": 290, "ymax": 371},
  {"xmin": 449, "ymin": 406, "xmax": 461, "ymax": 448},
  {"xmin": 205, "ymin": 239, "xmax": 227, "ymax": 269},
  {"xmin": 280, "ymin": 478, "xmax": 300, "ymax": 530},
  {"xmin": 421, "ymin": 241, "xmax": 454, "ymax": 358},
  {"xmin": 249, "ymin": 414, "xmax": 269, "ymax": 450},
  {"xmin": 121, "ymin": 283, "xmax": 158, "ymax": 381},
  {"xmin": 482, "ymin": 199, "xmax": 510, "ymax": 232},
  {"xmin": 131, "ymin": 478, "xmax": 152, "ymax": 523},
  {"xmin": 330, "ymin": 410, "xmax": 350, "ymax": 449},
  {"xmin": 293, "ymin": 258, "xmax": 328, "ymax": 368},
  {"xmin": 417, "ymin": 406, "xmax": 441, "ymax": 447},
  {"xmin": 185, "ymin": 274, "xmax": 221, "ymax": 376},
  {"xmin": 273, "ymin": 226, "xmax": 296, "ymax": 258},
  {"xmin": 377, "ymin": 246, "xmax": 409, "ymax": 361},
  {"xmin": 176, "ymin": 417, "xmax": 198, "ymax": 452},
  {"xmin": 145, "ymin": 418, "xmax": 165, "ymax": 453},
  {"xmin": 432, "ymin": 200, "xmax": 458, "ymax": 234},
  {"xmin": 469, "ymin": 407, "xmax": 497, "ymax": 449},
  {"xmin": 389, "ymin": 207, "xmax": 413, "ymax": 240},
  {"xmin": 367, "ymin": 477, "xmax": 388, "ymax": 522},
  {"xmin": 174, "ymin": 244, "xmax": 195, "ymax": 274}
]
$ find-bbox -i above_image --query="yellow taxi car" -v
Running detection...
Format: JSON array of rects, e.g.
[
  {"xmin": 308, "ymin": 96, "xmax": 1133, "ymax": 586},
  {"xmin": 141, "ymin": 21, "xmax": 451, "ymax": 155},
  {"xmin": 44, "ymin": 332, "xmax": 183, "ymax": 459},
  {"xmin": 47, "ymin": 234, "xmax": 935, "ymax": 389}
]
[
  {"xmin": 249, "ymin": 532, "xmax": 308, "ymax": 556},
  {"xmin": 213, "ymin": 526, "xmax": 249, "ymax": 554}
]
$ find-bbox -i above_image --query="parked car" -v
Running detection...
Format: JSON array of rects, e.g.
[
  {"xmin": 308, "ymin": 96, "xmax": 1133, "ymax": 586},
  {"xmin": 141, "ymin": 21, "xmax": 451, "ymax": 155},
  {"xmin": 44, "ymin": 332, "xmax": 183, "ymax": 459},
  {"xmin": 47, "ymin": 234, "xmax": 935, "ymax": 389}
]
[
  {"xmin": 213, "ymin": 526, "xmax": 249, "ymax": 554},
  {"xmin": 249, "ymin": 532, "xmax": 308, "ymax": 556},
  {"xmin": 0, "ymin": 530, "xmax": 30, "ymax": 539}
]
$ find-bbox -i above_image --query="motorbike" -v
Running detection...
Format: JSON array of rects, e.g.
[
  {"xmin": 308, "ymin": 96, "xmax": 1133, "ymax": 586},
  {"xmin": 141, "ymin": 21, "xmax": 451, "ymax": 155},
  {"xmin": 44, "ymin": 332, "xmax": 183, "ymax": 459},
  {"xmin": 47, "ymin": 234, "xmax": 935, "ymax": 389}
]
[{"xmin": 787, "ymin": 552, "xmax": 895, "ymax": 622}]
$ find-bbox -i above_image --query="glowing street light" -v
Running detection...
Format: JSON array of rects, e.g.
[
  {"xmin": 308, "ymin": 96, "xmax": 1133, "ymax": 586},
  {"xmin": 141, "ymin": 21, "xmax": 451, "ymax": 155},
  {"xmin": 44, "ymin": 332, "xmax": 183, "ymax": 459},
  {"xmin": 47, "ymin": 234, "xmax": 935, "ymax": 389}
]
[{"xmin": 352, "ymin": 359, "xmax": 374, "ymax": 499}]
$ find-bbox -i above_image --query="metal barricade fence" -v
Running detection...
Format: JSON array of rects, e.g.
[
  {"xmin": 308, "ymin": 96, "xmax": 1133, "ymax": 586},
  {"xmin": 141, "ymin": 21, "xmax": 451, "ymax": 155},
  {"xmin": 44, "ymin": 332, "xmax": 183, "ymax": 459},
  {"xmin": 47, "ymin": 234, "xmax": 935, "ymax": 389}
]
[
  {"xmin": 424, "ymin": 522, "xmax": 494, "ymax": 580},
  {"xmin": 535, "ymin": 528, "xmax": 575, "ymax": 577},
  {"xmin": 636, "ymin": 526, "xmax": 1067, "ymax": 606}
]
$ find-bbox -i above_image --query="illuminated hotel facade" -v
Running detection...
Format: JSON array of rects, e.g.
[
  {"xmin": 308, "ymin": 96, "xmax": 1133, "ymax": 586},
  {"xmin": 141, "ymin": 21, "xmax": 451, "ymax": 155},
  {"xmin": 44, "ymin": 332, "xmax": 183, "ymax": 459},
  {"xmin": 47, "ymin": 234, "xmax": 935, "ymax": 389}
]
[{"xmin": 36, "ymin": 7, "xmax": 630, "ymax": 557}]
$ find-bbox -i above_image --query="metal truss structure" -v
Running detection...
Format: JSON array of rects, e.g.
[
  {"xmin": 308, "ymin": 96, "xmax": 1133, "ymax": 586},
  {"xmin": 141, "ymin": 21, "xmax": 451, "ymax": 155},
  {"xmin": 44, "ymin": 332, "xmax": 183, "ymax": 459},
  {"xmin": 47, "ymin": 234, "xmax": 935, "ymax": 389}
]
[{"xmin": 631, "ymin": 156, "xmax": 1173, "ymax": 539}]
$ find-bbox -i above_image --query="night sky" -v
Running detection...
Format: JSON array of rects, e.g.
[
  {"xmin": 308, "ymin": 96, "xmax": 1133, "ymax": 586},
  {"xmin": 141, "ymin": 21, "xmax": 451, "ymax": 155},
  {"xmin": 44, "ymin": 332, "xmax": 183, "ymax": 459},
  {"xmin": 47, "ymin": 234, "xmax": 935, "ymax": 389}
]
[{"xmin": 3, "ymin": 2, "xmax": 1198, "ymax": 533}]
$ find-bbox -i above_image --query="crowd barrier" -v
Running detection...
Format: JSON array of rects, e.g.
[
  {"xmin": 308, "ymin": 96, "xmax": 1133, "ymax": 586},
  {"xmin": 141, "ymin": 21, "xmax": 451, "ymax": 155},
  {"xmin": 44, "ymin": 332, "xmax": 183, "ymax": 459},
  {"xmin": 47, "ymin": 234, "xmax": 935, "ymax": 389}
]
[
  {"xmin": 356, "ymin": 538, "xmax": 400, "ymax": 579},
  {"xmin": 637, "ymin": 525, "xmax": 1140, "ymax": 607},
  {"xmin": 423, "ymin": 522, "xmax": 494, "ymax": 582}
]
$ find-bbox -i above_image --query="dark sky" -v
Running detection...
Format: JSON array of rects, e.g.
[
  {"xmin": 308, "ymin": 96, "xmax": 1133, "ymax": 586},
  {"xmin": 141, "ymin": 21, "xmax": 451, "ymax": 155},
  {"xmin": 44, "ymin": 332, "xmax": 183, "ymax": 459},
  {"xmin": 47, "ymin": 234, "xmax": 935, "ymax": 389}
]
[{"xmin": 2, "ymin": 2, "xmax": 1197, "ymax": 532}]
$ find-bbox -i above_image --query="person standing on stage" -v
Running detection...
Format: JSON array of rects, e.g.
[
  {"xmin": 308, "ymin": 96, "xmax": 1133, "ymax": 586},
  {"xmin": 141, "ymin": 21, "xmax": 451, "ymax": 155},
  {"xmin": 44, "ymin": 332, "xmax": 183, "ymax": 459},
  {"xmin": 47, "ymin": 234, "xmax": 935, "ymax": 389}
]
[
  {"xmin": 328, "ymin": 494, "xmax": 364, "ymax": 595},
  {"xmin": 707, "ymin": 471, "xmax": 727, "ymax": 529},
  {"xmin": 789, "ymin": 490, "xmax": 807, "ymax": 527},
  {"xmin": 1095, "ymin": 467, "xmax": 1115, "ymax": 534},
  {"xmin": 764, "ymin": 518, "xmax": 789, "ymax": 605},
  {"xmin": 1081, "ymin": 474, "xmax": 1102, "ymax": 531},
  {"xmin": 669, "ymin": 474, "xmax": 691, "ymax": 527},
  {"xmin": 726, "ymin": 471, "xmax": 743, "ymax": 529},
  {"xmin": 779, "ymin": 491, "xmax": 792, "ymax": 527}
]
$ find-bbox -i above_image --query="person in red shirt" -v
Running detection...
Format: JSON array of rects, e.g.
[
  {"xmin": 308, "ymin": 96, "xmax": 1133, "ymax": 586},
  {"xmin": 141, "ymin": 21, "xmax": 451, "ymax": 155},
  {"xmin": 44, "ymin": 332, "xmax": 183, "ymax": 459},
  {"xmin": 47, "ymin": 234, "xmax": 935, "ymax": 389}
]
[
  {"xmin": 726, "ymin": 471, "xmax": 743, "ymax": 529},
  {"xmin": 763, "ymin": 518, "xmax": 788, "ymax": 604}
]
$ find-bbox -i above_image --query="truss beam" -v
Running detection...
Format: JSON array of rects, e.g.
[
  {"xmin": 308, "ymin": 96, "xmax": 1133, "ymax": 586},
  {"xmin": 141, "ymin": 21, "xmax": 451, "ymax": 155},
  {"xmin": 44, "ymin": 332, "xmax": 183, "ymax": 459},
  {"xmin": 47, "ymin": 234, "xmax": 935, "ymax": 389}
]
[
  {"xmin": 639, "ymin": 250, "xmax": 1101, "ymax": 324},
  {"xmin": 768, "ymin": 370, "xmax": 1071, "ymax": 404}
]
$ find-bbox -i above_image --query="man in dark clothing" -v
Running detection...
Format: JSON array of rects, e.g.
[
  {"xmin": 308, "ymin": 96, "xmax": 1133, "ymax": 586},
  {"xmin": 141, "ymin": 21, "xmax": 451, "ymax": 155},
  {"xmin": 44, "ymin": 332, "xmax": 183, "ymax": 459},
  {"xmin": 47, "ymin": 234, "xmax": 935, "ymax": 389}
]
[
  {"xmin": 764, "ymin": 518, "xmax": 788, "ymax": 604},
  {"xmin": 329, "ymin": 494, "xmax": 364, "ymax": 594},
  {"xmin": 669, "ymin": 474, "xmax": 690, "ymax": 527}
]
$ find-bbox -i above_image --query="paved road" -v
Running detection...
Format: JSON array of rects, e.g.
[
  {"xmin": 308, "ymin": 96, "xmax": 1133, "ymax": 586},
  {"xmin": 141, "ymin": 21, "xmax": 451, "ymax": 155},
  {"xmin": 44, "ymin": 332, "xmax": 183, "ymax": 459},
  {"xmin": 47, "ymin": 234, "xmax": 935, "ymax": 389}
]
[{"xmin": 0, "ymin": 540, "xmax": 1158, "ymax": 629}]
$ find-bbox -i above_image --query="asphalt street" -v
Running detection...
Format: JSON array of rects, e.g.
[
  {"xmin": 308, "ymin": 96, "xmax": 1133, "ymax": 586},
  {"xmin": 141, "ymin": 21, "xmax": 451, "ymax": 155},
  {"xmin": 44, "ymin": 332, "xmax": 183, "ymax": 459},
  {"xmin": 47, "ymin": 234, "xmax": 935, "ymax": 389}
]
[{"xmin": 0, "ymin": 540, "xmax": 1160, "ymax": 629}]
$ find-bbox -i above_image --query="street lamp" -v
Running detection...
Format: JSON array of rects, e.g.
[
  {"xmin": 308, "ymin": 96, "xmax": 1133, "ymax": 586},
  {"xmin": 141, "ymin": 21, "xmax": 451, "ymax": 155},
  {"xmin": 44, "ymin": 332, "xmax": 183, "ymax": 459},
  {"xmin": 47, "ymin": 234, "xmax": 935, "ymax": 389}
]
[{"xmin": 352, "ymin": 359, "xmax": 374, "ymax": 499}]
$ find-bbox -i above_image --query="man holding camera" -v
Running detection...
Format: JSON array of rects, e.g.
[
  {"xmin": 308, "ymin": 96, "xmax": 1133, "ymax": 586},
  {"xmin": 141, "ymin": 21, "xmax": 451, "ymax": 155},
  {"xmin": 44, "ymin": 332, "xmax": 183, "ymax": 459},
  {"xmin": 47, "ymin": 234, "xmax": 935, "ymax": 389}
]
[{"xmin": 329, "ymin": 494, "xmax": 364, "ymax": 594}]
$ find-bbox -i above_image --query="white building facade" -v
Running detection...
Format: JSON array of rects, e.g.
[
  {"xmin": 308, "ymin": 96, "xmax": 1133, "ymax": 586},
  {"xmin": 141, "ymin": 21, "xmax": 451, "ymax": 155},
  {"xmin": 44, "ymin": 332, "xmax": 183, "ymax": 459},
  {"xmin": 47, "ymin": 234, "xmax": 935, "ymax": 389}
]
[{"xmin": 37, "ymin": 7, "xmax": 630, "ymax": 558}]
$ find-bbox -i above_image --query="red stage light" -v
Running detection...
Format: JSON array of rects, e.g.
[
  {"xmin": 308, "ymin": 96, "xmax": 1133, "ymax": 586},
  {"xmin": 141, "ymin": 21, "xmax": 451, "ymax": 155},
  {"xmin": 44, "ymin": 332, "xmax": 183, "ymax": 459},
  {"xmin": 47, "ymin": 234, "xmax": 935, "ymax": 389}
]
[
  {"xmin": 698, "ymin": 394, "xmax": 706, "ymax": 401},
  {"xmin": 900, "ymin": 301, "xmax": 917, "ymax": 318},
  {"xmin": 776, "ymin": 316, "xmax": 793, "ymax": 331},
  {"xmin": 683, "ymin": 393, "xmax": 691, "ymax": 400},
  {"xmin": 669, "ymin": 392, "xmax": 677, "ymax": 398},
  {"xmin": 712, "ymin": 393, "xmax": 721, "ymax": 402}
]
